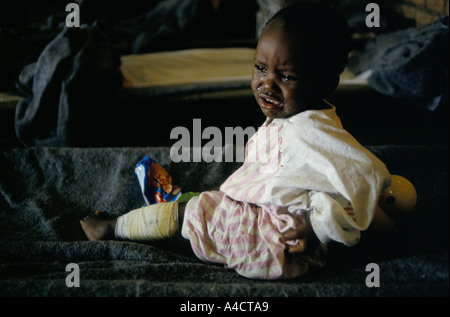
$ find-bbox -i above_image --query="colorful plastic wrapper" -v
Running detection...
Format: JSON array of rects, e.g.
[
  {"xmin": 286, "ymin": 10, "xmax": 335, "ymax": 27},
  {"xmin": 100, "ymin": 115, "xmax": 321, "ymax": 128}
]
[{"xmin": 135, "ymin": 155, "xmax": 182, "ymax": 205}]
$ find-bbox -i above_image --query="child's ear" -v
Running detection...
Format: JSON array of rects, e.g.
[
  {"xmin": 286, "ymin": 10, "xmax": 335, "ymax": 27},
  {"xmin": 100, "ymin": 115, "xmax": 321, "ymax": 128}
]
[{"xmin": 323, "ymin": 75, "xmax": 340, "ymax": 96}]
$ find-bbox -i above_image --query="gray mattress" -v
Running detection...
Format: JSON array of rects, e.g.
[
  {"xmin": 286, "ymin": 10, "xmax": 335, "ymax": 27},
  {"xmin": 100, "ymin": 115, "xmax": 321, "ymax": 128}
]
[{"xmin": 0, "ymin": 145, "xmax": 448, "ymax": 297}]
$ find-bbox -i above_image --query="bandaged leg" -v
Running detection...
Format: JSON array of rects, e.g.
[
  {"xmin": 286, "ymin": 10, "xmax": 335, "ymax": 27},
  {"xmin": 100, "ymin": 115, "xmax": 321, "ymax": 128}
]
[{"xmin": 115, "ymin": 202, "xmax": 179, "ymax": 240}]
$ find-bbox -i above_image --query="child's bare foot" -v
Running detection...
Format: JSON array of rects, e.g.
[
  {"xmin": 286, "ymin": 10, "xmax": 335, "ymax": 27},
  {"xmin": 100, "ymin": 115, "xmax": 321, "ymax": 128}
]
[{"xmin": 80, "ymin": 211, "xmax": 117, "ymax": 241}]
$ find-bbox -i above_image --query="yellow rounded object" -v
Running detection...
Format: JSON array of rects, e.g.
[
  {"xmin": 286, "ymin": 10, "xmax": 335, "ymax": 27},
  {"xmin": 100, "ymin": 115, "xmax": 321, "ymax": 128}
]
[
  {"xmin": 369, "ymin": 205, "xmax": 396, "ymax": 232},
  {"xmin": 379, "ymin": 175, "xmax": 417, "ymax": 218}
]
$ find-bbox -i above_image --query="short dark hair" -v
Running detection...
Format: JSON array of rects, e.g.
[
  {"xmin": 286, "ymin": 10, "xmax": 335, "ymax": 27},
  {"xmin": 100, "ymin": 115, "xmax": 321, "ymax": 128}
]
[{"xmin": 266, "ymin": 2, "xmax": 351, "ymax": 77}]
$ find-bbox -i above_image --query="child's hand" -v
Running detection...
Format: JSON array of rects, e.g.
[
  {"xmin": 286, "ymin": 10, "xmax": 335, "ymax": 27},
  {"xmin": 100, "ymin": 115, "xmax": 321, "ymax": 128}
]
[{"xmin": 283, "ymin": 221, "xmax": 320, "ymax": 254}]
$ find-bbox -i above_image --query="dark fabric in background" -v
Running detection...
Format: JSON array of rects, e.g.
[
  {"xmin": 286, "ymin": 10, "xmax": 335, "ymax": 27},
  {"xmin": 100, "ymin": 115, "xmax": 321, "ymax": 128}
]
[{"xmin": 348, "ymin": 16, "xmax": 449, "ymax": 110}]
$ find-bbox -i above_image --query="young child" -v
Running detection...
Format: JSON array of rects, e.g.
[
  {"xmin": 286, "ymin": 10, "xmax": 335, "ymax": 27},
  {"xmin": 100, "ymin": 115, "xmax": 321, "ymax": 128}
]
[{"xmin": 80, "ymin": 3, "xmax": 392, "ymax": 280}]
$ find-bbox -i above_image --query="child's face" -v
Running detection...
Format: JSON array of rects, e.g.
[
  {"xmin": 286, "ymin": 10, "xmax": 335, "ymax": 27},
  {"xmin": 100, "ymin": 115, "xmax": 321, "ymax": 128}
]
[{"xmin": 251, "ymin": 21, "xmax": 323, "ymax": 119}]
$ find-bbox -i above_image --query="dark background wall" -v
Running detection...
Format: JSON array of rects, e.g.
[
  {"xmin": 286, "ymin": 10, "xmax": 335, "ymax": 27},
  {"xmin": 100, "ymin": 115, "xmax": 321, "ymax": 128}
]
[{"xmin": 1, "ymin": 0, "xmax": 448, "ymax": 148}]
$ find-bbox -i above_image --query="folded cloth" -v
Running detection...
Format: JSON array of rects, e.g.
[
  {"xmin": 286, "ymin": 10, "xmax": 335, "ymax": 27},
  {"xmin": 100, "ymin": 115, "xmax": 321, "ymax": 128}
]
[
  {"xmin": 348, "ymin": 17, "xmax": 449, "ymax": 110},
  {"xmin": 14, "ymin": 23, "xmax": 123, "ymax": 146}
]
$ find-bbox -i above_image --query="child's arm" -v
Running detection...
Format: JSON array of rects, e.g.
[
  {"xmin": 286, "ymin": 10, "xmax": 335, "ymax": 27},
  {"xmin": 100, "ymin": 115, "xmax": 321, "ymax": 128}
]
[{"xmin": 283, "ymin": 221, "xmax": 320, "ymax": 254}]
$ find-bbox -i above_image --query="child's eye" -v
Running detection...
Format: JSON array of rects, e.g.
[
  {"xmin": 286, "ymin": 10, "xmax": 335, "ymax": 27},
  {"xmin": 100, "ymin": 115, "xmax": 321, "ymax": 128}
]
[
  {"xmin": 254, "ymin": 64, "xmax": 267, "ymax": 74},
  {"xmin": 280, "ymin": 73, "xmax": 299, "ymax": 82}
]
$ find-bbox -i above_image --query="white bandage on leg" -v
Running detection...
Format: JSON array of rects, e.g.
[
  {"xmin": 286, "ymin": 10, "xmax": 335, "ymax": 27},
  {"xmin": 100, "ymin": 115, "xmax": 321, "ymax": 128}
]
[{"xmin": 115, "ymin": 202, "xmax": 179, "ymax": 240}]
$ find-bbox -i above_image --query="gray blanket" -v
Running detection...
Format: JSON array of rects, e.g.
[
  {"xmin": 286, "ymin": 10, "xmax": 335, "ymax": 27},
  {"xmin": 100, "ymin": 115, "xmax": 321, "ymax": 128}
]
[{"xmin": 0, "ymin": 145, "xmax": 448, "ymax": 296}]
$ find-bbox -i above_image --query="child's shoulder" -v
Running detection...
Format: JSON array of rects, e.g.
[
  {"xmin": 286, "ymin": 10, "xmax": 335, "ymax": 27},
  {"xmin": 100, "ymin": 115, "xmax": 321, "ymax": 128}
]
[{"xmin": 286, "ymin": 102, "xmax": 339, "ymax": 125}]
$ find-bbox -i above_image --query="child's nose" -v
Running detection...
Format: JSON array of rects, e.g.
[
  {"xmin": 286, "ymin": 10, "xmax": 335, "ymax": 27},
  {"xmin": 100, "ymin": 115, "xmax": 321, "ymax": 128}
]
[{"xmin": 261, "ymin": 75, "xmax": 280, "ymax": 92}]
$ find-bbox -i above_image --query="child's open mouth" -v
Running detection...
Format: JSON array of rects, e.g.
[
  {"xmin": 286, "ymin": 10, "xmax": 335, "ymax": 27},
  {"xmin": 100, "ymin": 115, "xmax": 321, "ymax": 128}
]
[{"xmin": 259, "ymin": 94, "xmax": 283, "ymax": 109}]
